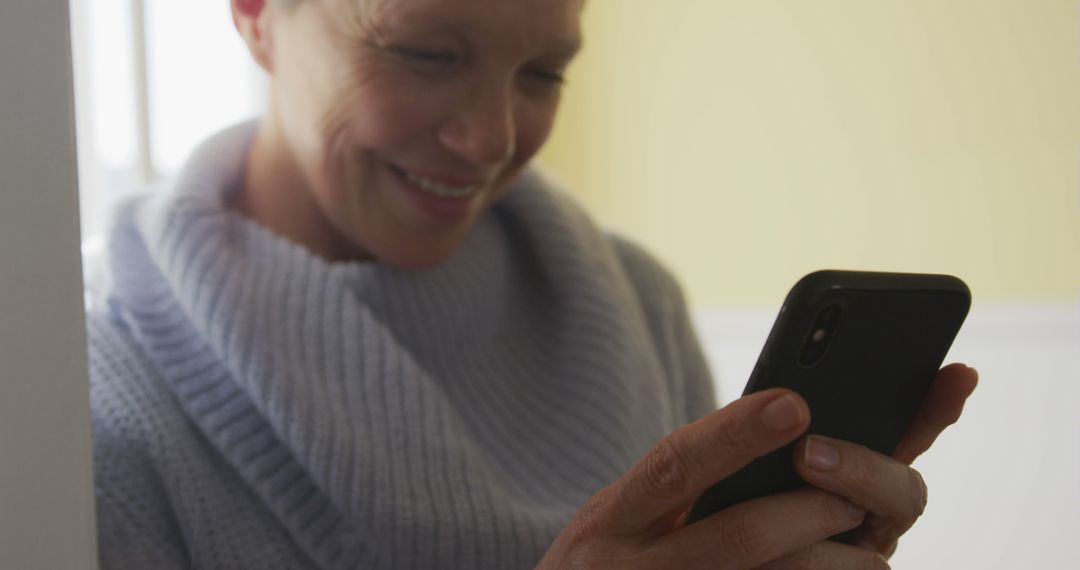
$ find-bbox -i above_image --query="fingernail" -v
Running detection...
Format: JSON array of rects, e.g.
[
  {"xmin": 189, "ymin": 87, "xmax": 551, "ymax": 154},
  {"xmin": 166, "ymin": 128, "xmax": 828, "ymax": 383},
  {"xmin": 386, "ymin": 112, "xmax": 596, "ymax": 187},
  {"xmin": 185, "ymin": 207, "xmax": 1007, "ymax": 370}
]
[
  {"xmin": 804, "ymin": 436, "xmax": 840, "ymax": 471},
  {"xmin": 761, "ymin": 394, "xmax": 805, "ymax": 432}
]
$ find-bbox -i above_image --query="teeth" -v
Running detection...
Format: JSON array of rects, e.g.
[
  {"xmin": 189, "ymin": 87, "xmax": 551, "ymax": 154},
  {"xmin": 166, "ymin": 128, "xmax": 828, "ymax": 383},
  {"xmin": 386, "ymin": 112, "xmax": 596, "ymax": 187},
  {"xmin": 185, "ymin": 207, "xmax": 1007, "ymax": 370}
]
[{"xmin": 403, "ymin": 169, "xmax": 480, "ymax": 198}]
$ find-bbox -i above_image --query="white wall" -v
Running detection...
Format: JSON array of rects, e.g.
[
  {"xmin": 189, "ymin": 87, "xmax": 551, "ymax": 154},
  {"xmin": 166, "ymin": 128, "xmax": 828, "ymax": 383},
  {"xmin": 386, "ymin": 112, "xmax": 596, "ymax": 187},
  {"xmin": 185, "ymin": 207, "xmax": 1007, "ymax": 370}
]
[{"xmin": 0, "ymin": 1, "xmax": 97, "ymax": 569}]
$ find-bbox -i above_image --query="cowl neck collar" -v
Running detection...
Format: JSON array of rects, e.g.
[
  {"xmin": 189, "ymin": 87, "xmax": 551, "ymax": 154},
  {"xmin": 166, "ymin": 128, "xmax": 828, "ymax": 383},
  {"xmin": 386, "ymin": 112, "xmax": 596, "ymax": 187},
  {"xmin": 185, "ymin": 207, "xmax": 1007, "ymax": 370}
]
[{"xmin": 108, "ymin": 121, "xmax": 675, "ymax": 569}]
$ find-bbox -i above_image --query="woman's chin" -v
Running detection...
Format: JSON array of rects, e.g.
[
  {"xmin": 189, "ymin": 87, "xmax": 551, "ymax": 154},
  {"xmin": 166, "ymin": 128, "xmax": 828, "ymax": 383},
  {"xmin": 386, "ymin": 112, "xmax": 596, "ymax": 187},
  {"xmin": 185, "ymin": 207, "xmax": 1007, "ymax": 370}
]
[
  {"xmin": 365, "ymin": 231, "xmax": 469, "ymax": 271},
  {"xmin": 357, "ymin": 181, "xmax": 486, "ymax": 269}
]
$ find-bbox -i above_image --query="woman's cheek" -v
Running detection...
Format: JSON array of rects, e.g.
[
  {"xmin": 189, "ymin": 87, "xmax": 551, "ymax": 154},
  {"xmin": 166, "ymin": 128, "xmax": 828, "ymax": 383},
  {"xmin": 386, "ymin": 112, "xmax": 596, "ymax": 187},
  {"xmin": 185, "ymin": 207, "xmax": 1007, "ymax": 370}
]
[
  {"xmin": 514, "ymin": 99, "xmax": 560, "ymax": 163},
  {"xmin": 349, "ymin": 77, "xmax": 452, "ymax": 146}
]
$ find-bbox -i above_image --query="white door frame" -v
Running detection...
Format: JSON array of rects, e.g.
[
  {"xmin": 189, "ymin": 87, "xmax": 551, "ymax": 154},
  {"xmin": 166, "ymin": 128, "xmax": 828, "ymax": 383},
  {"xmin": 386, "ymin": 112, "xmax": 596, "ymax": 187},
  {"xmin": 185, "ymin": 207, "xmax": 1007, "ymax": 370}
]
[{"xmin": 0, "ymin": 0, "xmax": 98, "ymax": 568}]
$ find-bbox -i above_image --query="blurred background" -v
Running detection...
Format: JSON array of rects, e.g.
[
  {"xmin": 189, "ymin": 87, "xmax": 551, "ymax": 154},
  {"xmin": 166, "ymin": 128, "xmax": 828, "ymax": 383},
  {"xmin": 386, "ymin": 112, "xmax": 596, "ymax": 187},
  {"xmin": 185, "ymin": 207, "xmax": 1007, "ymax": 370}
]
[
  {"xmin": 71, "ymin": 0, "xmax": 1079, "ymax": 567},
  {"xmin": 542, "ymin": 0, "xmax": 1080, "ymax": 307}
]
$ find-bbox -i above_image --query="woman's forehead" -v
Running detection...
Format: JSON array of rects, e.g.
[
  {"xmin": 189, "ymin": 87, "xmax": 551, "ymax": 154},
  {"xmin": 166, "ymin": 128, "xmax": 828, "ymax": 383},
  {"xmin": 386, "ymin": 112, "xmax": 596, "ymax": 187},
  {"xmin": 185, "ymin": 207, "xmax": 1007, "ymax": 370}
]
[{"xmin": 345, "ymin": 0, "xmax": 583, "ymax": 50}]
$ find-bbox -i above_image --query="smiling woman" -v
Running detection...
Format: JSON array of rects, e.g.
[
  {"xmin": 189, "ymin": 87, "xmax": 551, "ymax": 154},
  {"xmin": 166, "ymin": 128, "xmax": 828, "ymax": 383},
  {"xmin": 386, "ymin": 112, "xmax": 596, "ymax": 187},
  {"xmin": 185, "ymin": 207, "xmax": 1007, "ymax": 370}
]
[
  {"xmin": 85, "ymin": 1, "xmax": 977, "ymax": 569},
  {"xmin": 232, "ymin": 0, "xmax": 581, "ymax": 267}
]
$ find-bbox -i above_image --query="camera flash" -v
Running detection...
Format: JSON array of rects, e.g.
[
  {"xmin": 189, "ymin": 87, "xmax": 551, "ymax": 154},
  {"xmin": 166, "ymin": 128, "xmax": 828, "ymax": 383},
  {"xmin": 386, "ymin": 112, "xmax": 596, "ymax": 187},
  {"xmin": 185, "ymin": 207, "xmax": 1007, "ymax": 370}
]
[{"xmin": 812, "ymin": 328, "xmax": 827, "ymax": 343}]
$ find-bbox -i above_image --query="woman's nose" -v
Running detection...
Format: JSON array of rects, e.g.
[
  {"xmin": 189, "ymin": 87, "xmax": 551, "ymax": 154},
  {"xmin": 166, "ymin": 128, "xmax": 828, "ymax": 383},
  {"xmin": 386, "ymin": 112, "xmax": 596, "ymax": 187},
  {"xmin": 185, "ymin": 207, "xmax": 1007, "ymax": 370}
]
[{"xmin": 437, "ymin": 83, "xmax": 516, "ymax": 169}]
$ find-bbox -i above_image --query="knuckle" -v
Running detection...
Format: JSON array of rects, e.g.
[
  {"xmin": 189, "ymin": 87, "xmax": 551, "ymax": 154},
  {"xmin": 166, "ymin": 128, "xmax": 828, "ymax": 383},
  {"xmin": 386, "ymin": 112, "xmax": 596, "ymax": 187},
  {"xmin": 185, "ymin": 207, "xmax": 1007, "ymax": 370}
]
[
  {"xmin": 867, "ymin": 551, "xmax": 892, "ymax": 570},
  {"xmin": 851, "ymin": 451, "xmax": 882, "ymax": 490},
  {"xmin": 771, "ymin": 546, "xmax": 818, "ymax": 570},
  {"xmin": 712, "ymin": 414, "xmax": 755, "ymax": 460},
  {"xmin": 816, "ymin": 493, "xmax": 864, "ymax": 532},
  {"xmin": 574, "ymin": 490, "xmax": 616, "ymax": 534},
  {"xmin": 548, "ymin": 500, "xmax": 628, "ymax": 570},
  {"xmin": 640, "ymin": 438, "xmax": 694, "ymax": 501},
  {"xmin": 717, "ymin": 511, "xmax": 768, "ymax": 562},
  {"xmin": 804, "ymin": 544, "xmax": 840, "ymax": 570},
  {"xmin": 907, "ymin": 468, "xmax": 929, "ymax": 519}
]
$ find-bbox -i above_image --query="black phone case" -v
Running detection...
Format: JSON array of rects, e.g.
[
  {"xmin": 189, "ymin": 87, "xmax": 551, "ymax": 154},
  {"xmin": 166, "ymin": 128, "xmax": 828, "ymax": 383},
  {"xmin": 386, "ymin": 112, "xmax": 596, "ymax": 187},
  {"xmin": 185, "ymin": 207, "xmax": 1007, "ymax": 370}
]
[{"xmin": 686, "ymin": 270, "xmax": 971, "ymax": 528}]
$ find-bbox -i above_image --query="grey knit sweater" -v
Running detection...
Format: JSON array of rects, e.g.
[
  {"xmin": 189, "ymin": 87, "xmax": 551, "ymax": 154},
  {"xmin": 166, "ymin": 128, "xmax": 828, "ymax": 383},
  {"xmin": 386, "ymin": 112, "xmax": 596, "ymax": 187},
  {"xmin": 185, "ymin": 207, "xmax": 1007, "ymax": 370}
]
[{"xmin": 87, "ymin": 122, "xmax": 716, "ymax": 570}]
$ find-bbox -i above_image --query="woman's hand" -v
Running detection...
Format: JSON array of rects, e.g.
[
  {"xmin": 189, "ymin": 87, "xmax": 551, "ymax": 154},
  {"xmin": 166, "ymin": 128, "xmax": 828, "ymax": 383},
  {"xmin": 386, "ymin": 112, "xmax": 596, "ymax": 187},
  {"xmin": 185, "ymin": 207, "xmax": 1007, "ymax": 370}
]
[
  {"xmin": 536, "ymin": 389, "xmax": 882, "ymax": 569},
  {"xmin": 761, "ymin": 363, "xmax": 979, "ymax": 567},
  {"xmin": 536, "ymin": 363, "xmax": 977, "ymax": 569}
]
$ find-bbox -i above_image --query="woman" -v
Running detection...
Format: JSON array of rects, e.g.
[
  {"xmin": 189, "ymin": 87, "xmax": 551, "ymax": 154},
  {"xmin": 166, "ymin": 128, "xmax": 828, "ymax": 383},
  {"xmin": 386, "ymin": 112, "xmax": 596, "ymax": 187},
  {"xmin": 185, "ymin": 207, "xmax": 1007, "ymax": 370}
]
[{"xmin": 87, "ymin": 0, "xmax": 978, "ymax": 568}]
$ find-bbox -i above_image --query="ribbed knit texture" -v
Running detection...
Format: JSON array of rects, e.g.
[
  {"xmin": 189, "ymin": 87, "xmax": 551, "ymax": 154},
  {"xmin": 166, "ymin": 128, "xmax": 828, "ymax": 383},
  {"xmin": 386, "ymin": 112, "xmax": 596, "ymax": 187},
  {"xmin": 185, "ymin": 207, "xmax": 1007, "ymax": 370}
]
[{"xmin": 88, "ymin": 121, "xmax": 717, "ymax": 570}]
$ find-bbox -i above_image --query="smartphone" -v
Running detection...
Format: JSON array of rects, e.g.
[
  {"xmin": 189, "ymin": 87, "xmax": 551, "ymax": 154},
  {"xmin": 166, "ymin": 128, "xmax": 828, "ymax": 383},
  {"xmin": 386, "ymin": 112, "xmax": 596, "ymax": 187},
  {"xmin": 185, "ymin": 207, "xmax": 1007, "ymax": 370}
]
[{"xmin": 686, "ymin": 270, "xmax": 970, "ymax": 527}]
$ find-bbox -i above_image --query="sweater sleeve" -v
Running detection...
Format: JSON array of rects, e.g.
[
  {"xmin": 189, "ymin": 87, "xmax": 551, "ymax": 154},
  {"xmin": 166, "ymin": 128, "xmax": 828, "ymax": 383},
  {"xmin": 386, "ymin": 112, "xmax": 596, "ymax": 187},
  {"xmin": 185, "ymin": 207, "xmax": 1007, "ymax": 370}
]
[
  {"xmin": 609, "ymin": 235, "xmax": 718, "ymax": 424},
  {"xmin": 86, "ymin": 313, "xmax": 191, "ymax": 570}
]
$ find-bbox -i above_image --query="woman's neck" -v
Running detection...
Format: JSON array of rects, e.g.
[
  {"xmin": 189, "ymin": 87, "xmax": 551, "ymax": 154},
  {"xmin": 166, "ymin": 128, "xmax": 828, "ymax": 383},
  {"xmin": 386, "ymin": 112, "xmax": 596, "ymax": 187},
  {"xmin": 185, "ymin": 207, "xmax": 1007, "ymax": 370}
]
[{"xmin": 230, "ymin": 113, "xmax": 368, "ymax": 263}]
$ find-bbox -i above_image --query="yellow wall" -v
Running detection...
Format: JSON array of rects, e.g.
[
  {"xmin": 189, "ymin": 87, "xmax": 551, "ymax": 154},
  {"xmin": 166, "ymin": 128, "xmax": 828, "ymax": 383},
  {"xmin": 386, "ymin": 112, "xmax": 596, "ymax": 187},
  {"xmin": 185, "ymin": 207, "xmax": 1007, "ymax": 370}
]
[{"xmin": 538, "ymin": 0, "xmax": 1080, "ymax": 307}]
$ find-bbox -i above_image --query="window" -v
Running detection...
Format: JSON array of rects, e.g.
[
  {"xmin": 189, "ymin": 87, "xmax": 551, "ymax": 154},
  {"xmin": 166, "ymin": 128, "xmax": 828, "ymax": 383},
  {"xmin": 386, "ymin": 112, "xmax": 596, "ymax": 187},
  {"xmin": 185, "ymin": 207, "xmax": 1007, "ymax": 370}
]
[{"xmin": 72, "ymin": 0, "xmax": 265, "ymax": 241}]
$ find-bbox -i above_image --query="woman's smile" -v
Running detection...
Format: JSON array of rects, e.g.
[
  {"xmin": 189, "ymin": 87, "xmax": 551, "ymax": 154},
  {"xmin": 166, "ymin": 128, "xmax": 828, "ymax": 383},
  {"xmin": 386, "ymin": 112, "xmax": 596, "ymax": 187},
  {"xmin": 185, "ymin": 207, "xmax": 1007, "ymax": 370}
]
[
  {"xmin": 384, "ymin": 161, "xmax": 488, "ymax": 222},
  {"xmin": 387, "ymin": 162, "xmax": 486, "ymax": 198}
]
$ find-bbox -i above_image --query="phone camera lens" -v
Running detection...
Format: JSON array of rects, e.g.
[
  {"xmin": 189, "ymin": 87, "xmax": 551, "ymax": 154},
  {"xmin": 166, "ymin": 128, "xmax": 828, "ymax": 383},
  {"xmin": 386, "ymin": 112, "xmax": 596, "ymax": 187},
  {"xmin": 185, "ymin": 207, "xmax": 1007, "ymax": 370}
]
[{"xmin": 798, "ymin": 304, "xmax": 843, "ymax": 368}]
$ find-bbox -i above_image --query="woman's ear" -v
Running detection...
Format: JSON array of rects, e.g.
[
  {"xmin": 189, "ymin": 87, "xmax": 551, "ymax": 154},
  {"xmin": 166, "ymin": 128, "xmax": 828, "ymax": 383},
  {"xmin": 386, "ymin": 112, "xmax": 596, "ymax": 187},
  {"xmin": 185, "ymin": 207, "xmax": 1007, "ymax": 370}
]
[{"xmin": 232, "ymin": 0, "xmax": 275, "ymax": 73}]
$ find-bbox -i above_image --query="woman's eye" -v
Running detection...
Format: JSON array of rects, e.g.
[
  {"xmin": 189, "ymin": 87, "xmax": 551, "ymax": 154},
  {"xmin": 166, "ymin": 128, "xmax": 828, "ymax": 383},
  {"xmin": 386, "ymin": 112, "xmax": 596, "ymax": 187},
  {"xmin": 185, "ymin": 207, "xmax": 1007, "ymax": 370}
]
[
  {"xmin": 390, "ymin": 46, "xmax": 457, "ymax": 66},
  {"xmin": 523, "ymin": 67, "xmax": 566, "ymax": 87}
]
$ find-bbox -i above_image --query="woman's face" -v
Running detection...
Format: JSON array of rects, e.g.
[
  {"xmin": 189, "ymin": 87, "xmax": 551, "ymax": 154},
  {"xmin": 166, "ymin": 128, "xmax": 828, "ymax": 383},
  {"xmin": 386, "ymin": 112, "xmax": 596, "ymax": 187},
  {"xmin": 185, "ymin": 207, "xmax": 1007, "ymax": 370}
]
[{"xmin": 265, "ymin": 0, "xmax": 583, "ymax": 267}]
